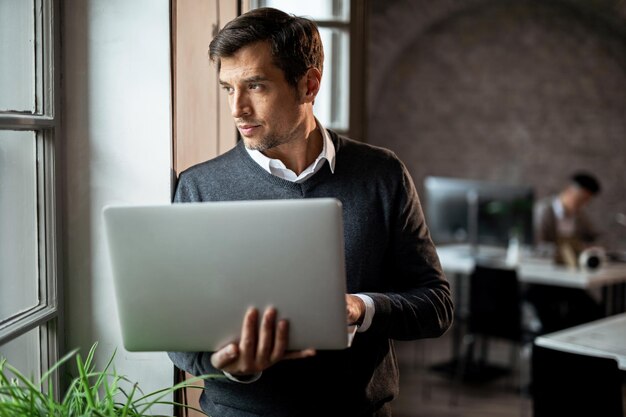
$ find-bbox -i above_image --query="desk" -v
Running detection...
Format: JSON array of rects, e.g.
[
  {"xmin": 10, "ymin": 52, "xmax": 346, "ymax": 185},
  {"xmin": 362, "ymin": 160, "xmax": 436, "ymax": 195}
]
[
  {"xmin": 436, "ymin": 243, "xmax": 626, "ymax": 289},
  {"xmin": 433, "ymin": 244, "xmax": 626, "ymax": 380},
  {"xmin": 534, "ymin": 312, "xmax": 626, "ymax": 370},
  {"xmin": 437, "ymin": 243, "xmax": 626, "ymax": 315}
]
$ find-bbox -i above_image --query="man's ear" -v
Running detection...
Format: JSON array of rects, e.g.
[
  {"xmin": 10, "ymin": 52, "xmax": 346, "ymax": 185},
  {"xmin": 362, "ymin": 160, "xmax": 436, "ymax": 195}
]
[{"xmin": 300, "ymin": 68, "xmax": 322, "ymax": 103}]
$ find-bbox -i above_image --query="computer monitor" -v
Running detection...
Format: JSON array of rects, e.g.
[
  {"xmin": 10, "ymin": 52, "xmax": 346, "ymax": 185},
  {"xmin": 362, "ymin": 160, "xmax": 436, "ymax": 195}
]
[{"xmin": 423, "ymin": 176, "xmax": 534, "ymax": 248}]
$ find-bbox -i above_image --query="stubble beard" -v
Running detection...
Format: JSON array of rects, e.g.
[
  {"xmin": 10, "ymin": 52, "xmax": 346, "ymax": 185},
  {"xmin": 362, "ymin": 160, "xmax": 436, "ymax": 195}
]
[
  {"xmin": 243, "ymin": 127, "xmax": 301, "ymax": 152},
  {"xmin": 243, "ymin": 134, "xmax": 285, "ymax": 152}
]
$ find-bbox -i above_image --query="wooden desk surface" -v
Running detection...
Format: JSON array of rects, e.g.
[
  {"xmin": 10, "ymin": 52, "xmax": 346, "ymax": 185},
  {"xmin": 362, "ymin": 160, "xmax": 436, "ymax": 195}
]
[{"xmin": 534, "ymin": 313, "xmax": 626, "ymax": 370}]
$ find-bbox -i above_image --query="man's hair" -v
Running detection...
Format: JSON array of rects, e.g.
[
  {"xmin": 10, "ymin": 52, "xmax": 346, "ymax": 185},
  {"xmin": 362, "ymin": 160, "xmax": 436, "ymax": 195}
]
[
  {"xmin": 571, "ymin": 171, "xmax": 601, "ymax": 195},
  {"xmin": 209, "ymin": 7, "xmax": 324, "ymax": 89}
]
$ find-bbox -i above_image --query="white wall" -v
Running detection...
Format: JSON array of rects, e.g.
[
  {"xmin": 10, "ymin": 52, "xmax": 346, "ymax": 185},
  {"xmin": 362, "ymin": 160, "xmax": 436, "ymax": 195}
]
[{"xmin": 63, "ymin": 0, "xmax": 173, "ymax": 412}]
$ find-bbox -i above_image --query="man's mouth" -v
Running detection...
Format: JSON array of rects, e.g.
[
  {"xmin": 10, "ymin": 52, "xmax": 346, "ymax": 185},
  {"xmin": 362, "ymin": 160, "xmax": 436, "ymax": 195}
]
[{"xmin": 238, "ymin": 124, "xmax": 261, "ymax": 136}]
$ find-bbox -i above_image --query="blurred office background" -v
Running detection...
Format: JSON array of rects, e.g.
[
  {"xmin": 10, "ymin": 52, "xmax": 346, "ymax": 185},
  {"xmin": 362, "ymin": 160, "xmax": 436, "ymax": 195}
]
[{"xmin": 367, "ymin": 0, "xmax": 626, "ymax": 251}]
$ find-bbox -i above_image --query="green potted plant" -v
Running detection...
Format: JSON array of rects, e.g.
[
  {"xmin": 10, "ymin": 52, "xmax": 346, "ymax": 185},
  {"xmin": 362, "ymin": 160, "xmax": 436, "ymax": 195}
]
[{"xmin": 0, "ymin": 343, "xmax": 217, "ymax": 416}]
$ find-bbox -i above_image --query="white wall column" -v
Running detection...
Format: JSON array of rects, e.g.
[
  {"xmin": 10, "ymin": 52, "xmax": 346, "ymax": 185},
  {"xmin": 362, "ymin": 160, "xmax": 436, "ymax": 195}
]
[{"xmin": 63, "ymin": 0, "xmax": 173, "ymax": 412}]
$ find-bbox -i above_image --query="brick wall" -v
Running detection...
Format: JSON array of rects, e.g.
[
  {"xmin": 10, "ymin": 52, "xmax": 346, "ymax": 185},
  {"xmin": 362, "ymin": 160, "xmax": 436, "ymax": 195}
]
[{"xmin": 367, "ymin": 0, "xmax": 626, "ymax": 249}]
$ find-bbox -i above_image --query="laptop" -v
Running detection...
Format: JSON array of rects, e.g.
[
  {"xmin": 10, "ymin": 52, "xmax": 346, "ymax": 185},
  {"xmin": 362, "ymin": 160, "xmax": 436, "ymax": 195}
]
[{"xmin": 102, "ymin": 198, "xmax": 352, "ymax": 352}]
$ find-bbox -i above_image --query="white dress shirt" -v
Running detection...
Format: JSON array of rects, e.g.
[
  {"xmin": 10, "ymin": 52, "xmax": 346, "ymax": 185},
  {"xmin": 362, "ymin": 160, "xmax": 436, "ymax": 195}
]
[{"xmin": 552, "ymin": 197, "xmax": 575, "ymax": 238}]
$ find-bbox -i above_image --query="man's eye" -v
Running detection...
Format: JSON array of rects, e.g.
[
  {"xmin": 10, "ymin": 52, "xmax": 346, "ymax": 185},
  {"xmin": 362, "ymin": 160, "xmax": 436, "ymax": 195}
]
[
  {"xmin": 222, "ymin": 86, "xmax": 234, "ymax": 94},
  {"xmin": 249, "ymin": 83, "xmax": 262, "ymax": 90}
]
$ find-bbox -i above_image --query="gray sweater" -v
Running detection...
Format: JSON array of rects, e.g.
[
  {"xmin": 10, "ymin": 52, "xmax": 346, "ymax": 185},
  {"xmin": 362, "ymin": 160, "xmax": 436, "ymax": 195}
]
[{"xmin": 168, "ymin": 131, "xmax": 453, "ymax": 417}]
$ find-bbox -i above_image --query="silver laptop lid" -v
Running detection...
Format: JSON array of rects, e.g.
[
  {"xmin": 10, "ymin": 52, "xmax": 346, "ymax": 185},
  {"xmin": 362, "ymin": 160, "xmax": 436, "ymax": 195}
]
[{"xmin": 103, "ymin": 198, "xmax": 349, "ymax": 351}]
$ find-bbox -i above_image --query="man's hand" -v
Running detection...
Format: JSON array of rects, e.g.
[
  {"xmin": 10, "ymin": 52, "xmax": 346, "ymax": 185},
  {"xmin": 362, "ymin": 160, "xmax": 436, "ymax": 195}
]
[
  {"xmin": 210, "ymin": 307, "xmax": 316, "ymax": 377},
  {"xmin": 346, "ymin": 294, "xmax": 366, "ymax": 326}
]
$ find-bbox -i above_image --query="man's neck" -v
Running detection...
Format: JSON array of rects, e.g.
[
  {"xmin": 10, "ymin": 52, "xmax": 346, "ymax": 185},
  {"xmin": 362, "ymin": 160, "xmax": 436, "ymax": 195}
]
[
  {"xmin": 262, "ymin": 117, "xmax": 322, "ymax": 175},
  {"xmin": 558, "ymin": 192, "xmax": 574, "ymax": 217}
]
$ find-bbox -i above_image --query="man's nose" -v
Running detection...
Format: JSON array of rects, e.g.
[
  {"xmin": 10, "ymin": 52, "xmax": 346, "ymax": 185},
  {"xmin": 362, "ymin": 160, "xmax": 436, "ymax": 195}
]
[{"xmin": 231, "ymin": 90, "xmax": 251, "ymax": 118}]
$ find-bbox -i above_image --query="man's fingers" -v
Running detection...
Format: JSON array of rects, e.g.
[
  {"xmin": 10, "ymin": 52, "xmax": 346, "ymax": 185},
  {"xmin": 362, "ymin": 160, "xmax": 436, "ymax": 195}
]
[
  {"xmin": 238, "ymin": 307, "xmax": 259, "ymax": 370},
  {"xmin": 212, "ymin": 308, "xmax": 314, "ymax": 374},
  {"xmin": 345, "ymin": 294, "xmax": 365, "ymax": 325},
  {"xmin": 269, "ymin": 319, "xmax": 289, "ymax": 363},
  {"xmin": 256, "ymin": 307, "xmax": 277, "ymax": 366},
  {"xmin": 283, "ymin": 348, "xmax": 316, "ymax": 360},
  {"xmin": 210, "ymin": 343, "xmax": 239, "ymax": 369},
  {"xmin": 263, "ymin": 315, "xmax": 316, "ymax": 363}
]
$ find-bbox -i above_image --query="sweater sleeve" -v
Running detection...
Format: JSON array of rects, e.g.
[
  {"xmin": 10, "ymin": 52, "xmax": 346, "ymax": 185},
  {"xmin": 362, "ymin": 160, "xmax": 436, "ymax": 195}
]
[
  {"xmin": 168, "ymin": 351, "xmax": 220, "ymax": 377},
  {"xmin": 364, "ymin": 157, "xmax": 454, "ymax": 340}
]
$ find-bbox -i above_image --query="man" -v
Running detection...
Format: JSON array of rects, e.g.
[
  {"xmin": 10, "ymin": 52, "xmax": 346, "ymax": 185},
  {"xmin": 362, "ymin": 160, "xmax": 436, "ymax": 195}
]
[
  {"xmin": 527, "ymin": 171, "xmax": 603, "ymax": 333},
  {"xmin": 534, "ymin": 171, "xmax": 601, "ymax": 253},
  {"xmin": 168, "ymin": 7, "xmax": 453, "ymax": 417}
]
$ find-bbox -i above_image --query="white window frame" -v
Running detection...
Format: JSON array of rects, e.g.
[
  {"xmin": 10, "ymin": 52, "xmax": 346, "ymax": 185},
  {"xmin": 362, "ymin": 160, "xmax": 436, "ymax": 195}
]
[{"xmin": 0, "ymin": 0, "xmax": 61, "ymax": 391}]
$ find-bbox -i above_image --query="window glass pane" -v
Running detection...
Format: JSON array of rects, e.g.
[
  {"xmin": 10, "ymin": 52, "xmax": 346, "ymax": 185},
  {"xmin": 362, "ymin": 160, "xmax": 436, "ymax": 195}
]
[
  {"xmin": 257, "ymin": 0, "xmax": 349, "ymax": 21},
  {"xmin": 0, "ymin": 0, "xmax": 36, "ymax": 113},
  {"xmin": 316, "ymin": 28, "xmax": 349, "ymax": 131},
  {"xmin": 0, "ymin": 131, "xmax": 39, "ymax": 322},
  {"xmin": 0, "ymin": 326, "xmax": 40, "ymax": 382}
]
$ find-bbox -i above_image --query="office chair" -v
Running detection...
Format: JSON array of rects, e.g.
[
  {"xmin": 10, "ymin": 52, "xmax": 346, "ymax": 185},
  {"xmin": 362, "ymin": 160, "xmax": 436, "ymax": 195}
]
[
  {"xmin": 452, "ymin": 264, "xmax": 535, "ymax": 406},
  {"xmin": 531, "ymin": 344, "xmax": 624, "ymax": 417}
]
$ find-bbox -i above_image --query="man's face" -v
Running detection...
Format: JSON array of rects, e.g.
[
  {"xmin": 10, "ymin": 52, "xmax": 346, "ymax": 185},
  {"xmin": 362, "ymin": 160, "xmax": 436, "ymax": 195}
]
[
  {"xmin": 571, "ymin": 187, "xmax": 594, "ymax": 211},
  {"xmin": 219, "ymin": 41, "xmax": 308, "ymax": 152},
  {"xmin": 563, "ymin": 185, "xmax": 594, "ymax": 214}
]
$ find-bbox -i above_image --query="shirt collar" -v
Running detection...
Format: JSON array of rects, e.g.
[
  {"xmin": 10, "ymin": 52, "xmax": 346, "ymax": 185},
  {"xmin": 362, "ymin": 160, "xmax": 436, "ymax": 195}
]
[
  {"xmin": 552, "ymin": 196, "xmax": 566, "ymax": 219},
  {"xmin": 319, "ymin": 120, "xmax": 336, "ymax": 173},
  {"xmin": 245, "ymin": 118, "xmax": 336, "ymax": 176}
]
